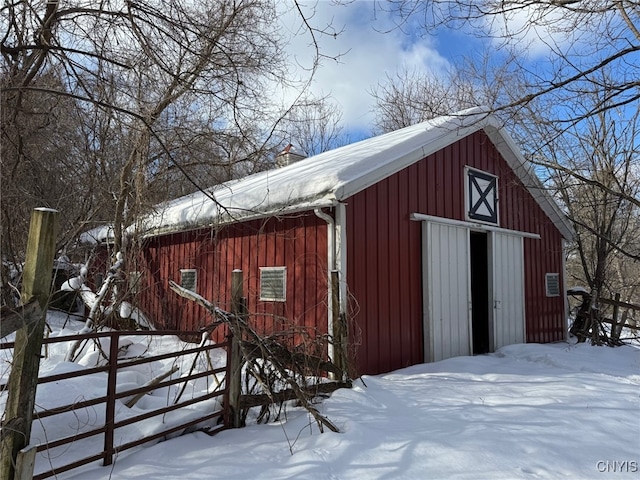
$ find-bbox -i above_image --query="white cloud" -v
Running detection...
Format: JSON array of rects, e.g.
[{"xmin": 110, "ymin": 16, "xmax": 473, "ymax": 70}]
[
  {"xmin": 483, "ymin": 2, "xmax": 577, "ymax": 58},
  {"xmin": 279, "ymin": 1, "xmax": 451, "ymax": 134}
]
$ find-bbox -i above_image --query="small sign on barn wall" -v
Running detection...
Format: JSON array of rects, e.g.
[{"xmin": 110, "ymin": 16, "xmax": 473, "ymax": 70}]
[{"xmin": 466, "ymin": 167, "xmax": 499, "ymax": 224}]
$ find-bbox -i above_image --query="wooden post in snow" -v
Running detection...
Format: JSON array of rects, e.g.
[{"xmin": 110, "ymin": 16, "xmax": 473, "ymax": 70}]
[
  {"xmin": 611, "ymin": 293, "xmax": 622, "ymax": 342},
  {"xmin": 13, "ymin": 445, "xmax": 37, "ymax": 480},
  {"xmin": 228, "ymin": 269, "xmax": 244, "ymax": 428},
  {"xmin": 1, "ymin": 208, "xmax": 58, "ymax": 480}
]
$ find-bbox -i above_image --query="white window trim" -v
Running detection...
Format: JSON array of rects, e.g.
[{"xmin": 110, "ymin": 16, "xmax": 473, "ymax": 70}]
[{"xmin": 465, "ymin": 166, "xmax": 499, "ymax": 226}]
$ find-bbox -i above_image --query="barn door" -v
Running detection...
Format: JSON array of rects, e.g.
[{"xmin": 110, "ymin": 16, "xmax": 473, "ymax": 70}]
[
  {"xmin": 423, "ymin": 222, "xmax": 471, "ymax": 362},
  {"xmin": 491, "ymin": 232, "xmax": 525, "ymax": 349}
]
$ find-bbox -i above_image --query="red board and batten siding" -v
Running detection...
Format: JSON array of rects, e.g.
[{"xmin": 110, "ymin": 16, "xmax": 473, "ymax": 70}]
[
  {"xmin": 345, "ymin": 130, "xmax": 565, "ymax": 375},
  {"xmin": 137, "ymin": 215, "xmax": 329, "ymax": 342}
]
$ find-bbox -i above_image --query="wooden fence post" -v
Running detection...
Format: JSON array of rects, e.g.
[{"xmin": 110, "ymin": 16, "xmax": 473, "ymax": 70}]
[
  {"xmin": 228, "ymin": 269, "xmax": 244, "ymax": 428},
  {"xmin": 611, "ymin": 293, "xmax": 622, "ymax": 342},
  {"xmin": 103, "ymin": 331, "xmax": 120, "ymax": 466},
  {"xmin": 14, "ymin": 445, "xmax": 37, "ymax": 480},
  {"xmin": 1, "ymin": 208, "xmax": 58, "ymax": 480}
]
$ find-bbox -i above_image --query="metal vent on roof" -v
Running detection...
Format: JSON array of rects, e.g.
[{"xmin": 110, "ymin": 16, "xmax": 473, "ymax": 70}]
[
  {"xmin": 275, "ymin": 144, "xmax": 306, "ymax": 168},
  {"xmin": 545, "ymin": 273, "xmax": 560, "ymax": 297},
  {"xmin": 260, "ymin": 267, "xmax": 286, "ymax": 301}
]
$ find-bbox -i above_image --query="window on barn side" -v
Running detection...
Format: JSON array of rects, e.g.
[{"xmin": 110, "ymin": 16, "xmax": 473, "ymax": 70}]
[
  {"xmin": 545, "ymin": 273, "xmax": 560, "ymax": 297},
  {"xmin": 466, "ymin": 167, "xmax": 499, "ymax": 225},
  {"xmin": 180, "ymin": 269, "xmax": 197, "ymax": 292},
  {"xmin": 259, "ymin": 267, "xmax": 286, "ymax": 302}
]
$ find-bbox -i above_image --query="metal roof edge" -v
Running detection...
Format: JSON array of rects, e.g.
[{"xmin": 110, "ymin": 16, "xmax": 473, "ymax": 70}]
[
  {"xmin": 483, "ymin": 125, "xmax": 575, "ymax": 241},
  {"xmin": 334, "ymin": 111, "xmax": 573, "ymax": 242},
  {"xmin": 137, "ymin": 198, "xmax": 337, "ymax": 239},
  {"xmin": 335, "ymin": 112, "xmax": 492, "ymax": 201}
]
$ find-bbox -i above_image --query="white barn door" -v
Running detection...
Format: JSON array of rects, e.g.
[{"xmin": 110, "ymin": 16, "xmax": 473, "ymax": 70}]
[
  {"xmin": 423, "ymin": 222, "xmax": 471, "ymax": 362},
  {"xmin": 492, "ymin": 233, "xmax": 525, "ymax": 349}
]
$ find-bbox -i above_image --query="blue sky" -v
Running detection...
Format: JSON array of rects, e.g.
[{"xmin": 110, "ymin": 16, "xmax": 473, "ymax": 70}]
[
  {"xmin": 282, "ymin": 1, "xmax": 638, "ymax": 131},
  {"xmin": 282, "ymin": 1, "xmax": 458, "ymax": 137}
]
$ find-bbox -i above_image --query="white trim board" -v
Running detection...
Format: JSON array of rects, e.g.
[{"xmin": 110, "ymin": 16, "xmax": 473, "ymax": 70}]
[{"xmin": 410, "ymin": 213, "xmax": 541, "ymax": 239}]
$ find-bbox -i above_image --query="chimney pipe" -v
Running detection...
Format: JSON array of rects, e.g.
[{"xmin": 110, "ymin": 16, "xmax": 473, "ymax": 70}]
[{"xmin": 276, "ymin": 144, "xmax": 306, "ymax": 168}]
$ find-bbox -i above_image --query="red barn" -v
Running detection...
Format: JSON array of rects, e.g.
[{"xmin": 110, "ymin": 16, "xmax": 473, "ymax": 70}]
[{"xmin": 133, "ymin": 109, "xmax": 573, "ymax": 375}]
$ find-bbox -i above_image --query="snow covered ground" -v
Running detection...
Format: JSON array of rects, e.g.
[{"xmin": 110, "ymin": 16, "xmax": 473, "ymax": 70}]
[{"xmin": 2, "ymin": 312, "xmax": 639, "ymax": 479}]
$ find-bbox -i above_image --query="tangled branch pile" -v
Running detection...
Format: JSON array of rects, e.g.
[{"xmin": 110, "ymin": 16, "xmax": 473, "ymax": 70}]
[{"xmin": 169, "ymin": 281, "xmax": 351, "ymax": 433}]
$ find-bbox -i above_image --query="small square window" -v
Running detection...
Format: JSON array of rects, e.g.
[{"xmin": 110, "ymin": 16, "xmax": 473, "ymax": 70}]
[
  {"xmin": 259, "ymin": 267, "xmax": 286, "ymax": 302},
  {"xmin": 466, "ymin": 168, "xmax": 499, "ymax": 224},
  {"xmin": 545, "ymin": 273, "xmax": 560, "ymax": 297},
  {"xmin": 180, "ymin": 269, "xmax": 197, "ymax": 292}
]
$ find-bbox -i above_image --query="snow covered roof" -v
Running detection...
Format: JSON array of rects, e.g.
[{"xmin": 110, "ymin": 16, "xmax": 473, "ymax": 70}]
[
  {"xmin": 79, "ymin": 225, "xmax": 114, "ymax": 245},
  {"xmin": 137, "ymin": 107, "xmax": 574, "ymax": 240}
]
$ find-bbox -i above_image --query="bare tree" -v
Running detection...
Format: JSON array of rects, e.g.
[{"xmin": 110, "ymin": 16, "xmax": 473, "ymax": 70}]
[
  {"xmin": 368, "ymin": 3, "xmax": 640, "ymax": 305},
  {"xmin": 279, "ymin": 95, "xmax": 349, "ymax": 156},
  {"xmin": 378, "ymin": 0, "xmax": 639, "ymax": 126},
  {"xmin": 1, "ymin": 71, "xmax": 96, "ymax": 268},
  {"xmin": 1, "ymin": 1, "xmax": 342, "ymax": 273},
  {"xmin": 370, "ymin": 67, "xmax": 492, "ymax": 132},
  {"xmin": 522, "ymin": 90, "xmax": 640, "ymax": 304}
]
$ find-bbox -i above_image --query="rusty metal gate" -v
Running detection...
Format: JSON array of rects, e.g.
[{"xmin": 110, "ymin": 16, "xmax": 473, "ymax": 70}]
[{"xmin": 1, "ymin": 330, "xmax": 229, "ymax": 480}]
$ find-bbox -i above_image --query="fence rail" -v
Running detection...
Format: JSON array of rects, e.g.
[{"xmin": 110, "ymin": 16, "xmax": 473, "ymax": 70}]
[
  {"xmin": 1, "ymin": 329, "xmax": 229, "ymax": 480},
  {"xmin": 568, "ymin": 289, "xmax": 639, "ymax": 345}
]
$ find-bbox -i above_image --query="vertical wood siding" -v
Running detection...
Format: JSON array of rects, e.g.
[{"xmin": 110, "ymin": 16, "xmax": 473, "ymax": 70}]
[
  {"xmin": 346, "ymin": 130, "xmax": 565, "ymax": 375},
  {"xmin": 137, "ymin": 214, "xmax": 329, "ymax": 343}
]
